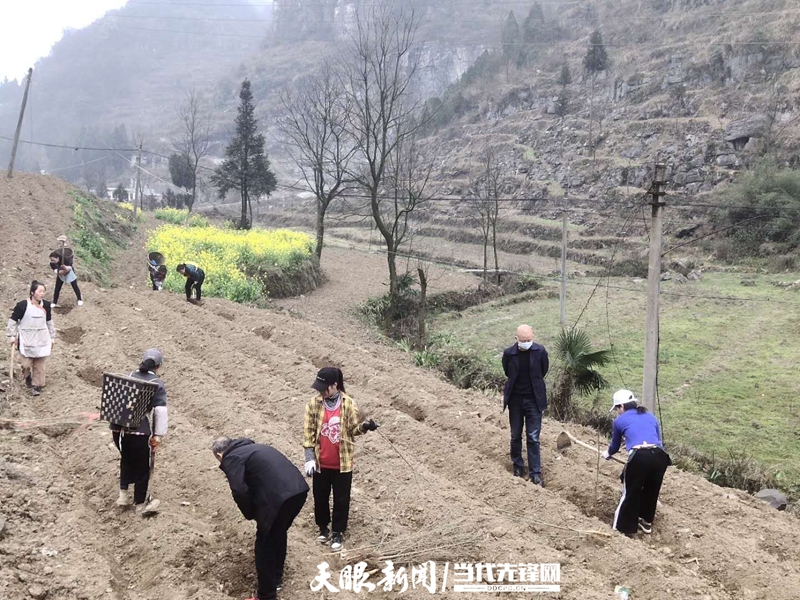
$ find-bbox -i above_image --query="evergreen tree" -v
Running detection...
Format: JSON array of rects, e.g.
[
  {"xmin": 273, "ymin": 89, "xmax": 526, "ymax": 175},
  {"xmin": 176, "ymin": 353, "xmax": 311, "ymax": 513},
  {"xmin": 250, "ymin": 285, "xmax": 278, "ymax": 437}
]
[
  {"xmin": 211, "ymin": 79, "xmax": 277, "ymax": 229},
  {"xmin": 583, "ymin": 30, "xmax": 608, "ymax": 162},
  {"xmin": 521, "ymin": 3, "xmax": 545, "ymax": 63},
  {"xmin": 169, "ymin": 153, "xmax": 194, "ymax": 192},
  {"xmin": 555, "ymin": 88, "xmax": 570, "ymax": 117},
  {"xmin": 501, "ymin": 11, "xmax": 520, "ymax": 80},
  {"xmin": 113, "ymin": 183, "xmax": 128, "ymax": 202},
  {"xmin": 558, "ymin": 62, "xmax": 572, "ymax": 86},
  {"xmin": 583, "ymin": 29, "xmax": 608, "ymax": 75}
]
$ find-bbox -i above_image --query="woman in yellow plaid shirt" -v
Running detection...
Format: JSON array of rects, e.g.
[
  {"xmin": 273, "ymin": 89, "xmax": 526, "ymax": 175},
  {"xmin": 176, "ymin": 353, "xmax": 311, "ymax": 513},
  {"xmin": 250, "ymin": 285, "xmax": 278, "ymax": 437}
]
[{"xmin": 303, "ymin": 367, "xmax": 378, "ymax": 553}]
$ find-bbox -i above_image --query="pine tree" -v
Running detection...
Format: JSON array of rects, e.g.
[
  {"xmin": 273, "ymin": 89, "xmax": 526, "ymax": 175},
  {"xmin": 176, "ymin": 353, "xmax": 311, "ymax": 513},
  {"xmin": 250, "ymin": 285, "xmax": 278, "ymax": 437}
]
[
  {"xmin": 558, "ymin": 62, "xmax": 572, "ymax": 86},
  {"xmin": 113, "ymin": 183, "xmax": 128, "ymax": 202},
  {"xmin": 501, "ymin": 11, "xmax": 520, "ymax": 80},
  {"xmin": 555, "ymin": 88, "xmax": 570, "ymax": 117},
  {"xmin": 521, "ymin": 2, "xmax": 545, "ymax": 63},
  {"xmin": 583, "ymin": 30, "xmax": 608, "ymax": 163},
  {"xmin": 583, "ymin": 29, "xmax": 608, "ymax": 75},
  {"xmin": 211, "ymin": 79, "xmax": 277, "ymax": 229}
]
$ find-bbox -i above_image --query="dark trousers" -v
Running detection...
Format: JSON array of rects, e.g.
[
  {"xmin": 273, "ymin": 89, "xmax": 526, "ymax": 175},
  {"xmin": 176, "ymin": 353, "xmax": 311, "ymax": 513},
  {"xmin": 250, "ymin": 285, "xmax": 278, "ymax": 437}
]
[
  {"xmin": 313, "ymin": 468, "xmax": 352, "ymax": 533},
  {"xmin": 255, "ymin": 491, "xmax": 307, "ymax": 600},
  {"xmin": 613, "ymin": 447, "xmax": 671, "ymax": 534},
  {"xmin": 112, "ymin": 431, "xmax": 151, "ymax": 504},
  {"xmin": 185, "ymin": 276, "xmax": 204, "ymax": 300},
  {"xmin": 508, "ymin": 396, "xmax": 542, "ymax": 477},
  {"xmin": 149, "ymin": 272, "xmax": 164, "ymax": 291},
  {"xmin": 53, "ymin": 278, "xmax": 82, "ymax": 304}
]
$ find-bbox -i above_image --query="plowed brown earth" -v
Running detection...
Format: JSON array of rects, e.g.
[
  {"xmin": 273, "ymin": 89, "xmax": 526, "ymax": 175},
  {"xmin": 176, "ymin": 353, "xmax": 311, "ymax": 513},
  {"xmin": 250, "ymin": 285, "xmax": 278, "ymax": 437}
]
[{"xmin": 1, "ymin": 173, "xmax": 798, "ymax": 600}]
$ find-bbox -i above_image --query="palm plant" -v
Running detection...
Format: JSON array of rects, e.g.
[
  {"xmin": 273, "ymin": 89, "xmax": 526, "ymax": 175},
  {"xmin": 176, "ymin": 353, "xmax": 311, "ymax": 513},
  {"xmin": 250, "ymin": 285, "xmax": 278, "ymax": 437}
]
[{"xmin": 551, "ymin": 327, "xmax": 611, "ymax": 421}]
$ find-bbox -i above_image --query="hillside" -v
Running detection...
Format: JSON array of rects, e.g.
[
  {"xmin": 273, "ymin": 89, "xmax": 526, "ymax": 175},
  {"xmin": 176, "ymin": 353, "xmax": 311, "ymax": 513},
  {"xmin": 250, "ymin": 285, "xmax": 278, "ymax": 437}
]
[{"xmin": 2, "ymin": 174, "xmax": 800, "ymax": 600}]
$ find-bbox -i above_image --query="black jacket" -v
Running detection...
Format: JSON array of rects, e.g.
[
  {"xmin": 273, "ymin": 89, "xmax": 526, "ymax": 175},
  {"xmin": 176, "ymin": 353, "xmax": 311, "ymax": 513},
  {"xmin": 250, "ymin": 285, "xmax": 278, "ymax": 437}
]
[
  {"xmin": 219, "ymin": 439, "xmax": 309, "ymax": 531},
  {"xmin": 502, "ymin": 342, "xmax": 549, "ymax": 411}
]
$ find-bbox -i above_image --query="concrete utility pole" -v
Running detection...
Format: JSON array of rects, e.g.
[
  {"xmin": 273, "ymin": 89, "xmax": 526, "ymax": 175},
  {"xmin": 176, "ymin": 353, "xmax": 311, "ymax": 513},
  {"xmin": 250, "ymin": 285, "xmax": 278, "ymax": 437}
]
[
  {"xmin": 642, "ymin": 162, "xmax": 668, "ymax": 412},
  {"xmin": 560, "ymin": 186, "xmax": 569, "ymax": 327},
  {"xmin": 133, "ymin": 141, "xmax": 143, "ymax": 217},
  {"xmin": 6, "ymin": 68, "xmax": 33, "ymax": 179}
]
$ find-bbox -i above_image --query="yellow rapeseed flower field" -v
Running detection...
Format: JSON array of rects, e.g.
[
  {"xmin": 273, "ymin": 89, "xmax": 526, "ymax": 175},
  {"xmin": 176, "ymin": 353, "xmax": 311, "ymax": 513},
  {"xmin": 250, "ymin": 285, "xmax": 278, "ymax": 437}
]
[
  {"xmin": 154, "ymin": 207, "xmax": 210, "ymax": 228},
  {"xmin": 147, "ymin": 224, "xmax": 315, "ymax": 302}
]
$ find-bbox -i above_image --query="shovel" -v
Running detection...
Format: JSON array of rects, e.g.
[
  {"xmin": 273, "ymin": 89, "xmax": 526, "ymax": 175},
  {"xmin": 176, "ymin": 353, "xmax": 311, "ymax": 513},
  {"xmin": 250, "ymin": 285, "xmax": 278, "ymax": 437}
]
[{"xmin": 556, "ymin": 430, "xmax": 626, "ymax": 465}]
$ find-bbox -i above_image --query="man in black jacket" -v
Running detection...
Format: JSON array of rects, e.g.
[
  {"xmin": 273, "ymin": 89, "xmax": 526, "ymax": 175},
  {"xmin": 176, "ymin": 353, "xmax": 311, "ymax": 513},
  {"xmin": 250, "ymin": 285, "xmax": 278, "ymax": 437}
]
[
  {"xmin": 214, "ymin": 437, "xmax": 309, "ymax": 600},
  {"xmin": 501, "ymin": 324, "xmax": 549, "ymax": 486}
]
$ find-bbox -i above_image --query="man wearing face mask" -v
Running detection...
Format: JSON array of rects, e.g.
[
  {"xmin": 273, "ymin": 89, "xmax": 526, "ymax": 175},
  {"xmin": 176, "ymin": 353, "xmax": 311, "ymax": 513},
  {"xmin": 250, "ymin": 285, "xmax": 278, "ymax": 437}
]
[{"xmin": 502, "ymin": 324, "xmax": 549, "ymax": 486}]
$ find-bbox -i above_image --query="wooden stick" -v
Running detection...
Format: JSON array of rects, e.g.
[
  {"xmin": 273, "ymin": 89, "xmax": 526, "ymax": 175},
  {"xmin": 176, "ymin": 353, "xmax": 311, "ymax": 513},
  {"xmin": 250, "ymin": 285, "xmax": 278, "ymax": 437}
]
[
  {"xmin": 376, "ymin": 427, "xmax": 429, "ymax": 483},
  {"xmin": 564, "ymin": 431, "xmax": 626, "ymax": 465}
]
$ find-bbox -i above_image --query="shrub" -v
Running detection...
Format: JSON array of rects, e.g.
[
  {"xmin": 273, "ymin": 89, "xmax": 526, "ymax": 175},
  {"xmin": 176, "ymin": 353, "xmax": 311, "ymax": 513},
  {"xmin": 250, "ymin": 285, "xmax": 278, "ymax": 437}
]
[
  {"xmin": 768, "ymin": 253, "xmax": 797, "ymax": 272},
  {"xmin": 147, "ymin": 225, "xmax": 315, "ymax": 303},
  {"xmin": 155, "ymin": 207, "xmax": 210, "ymax": 227},
  {"xmin": 717, "ymin": 162, "xmax": 800, "ymax": 258},
  {"xmin": 515, "ymin": 273, "xmax": 542, "ymax": 292}
]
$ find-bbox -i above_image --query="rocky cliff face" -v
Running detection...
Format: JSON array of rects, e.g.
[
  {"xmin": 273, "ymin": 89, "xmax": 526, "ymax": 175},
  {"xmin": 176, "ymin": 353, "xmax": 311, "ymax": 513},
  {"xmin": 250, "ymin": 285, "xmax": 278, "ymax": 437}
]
[{"xmin": 416, "ymin": 0, "xmax": 800, "ymax": 224}]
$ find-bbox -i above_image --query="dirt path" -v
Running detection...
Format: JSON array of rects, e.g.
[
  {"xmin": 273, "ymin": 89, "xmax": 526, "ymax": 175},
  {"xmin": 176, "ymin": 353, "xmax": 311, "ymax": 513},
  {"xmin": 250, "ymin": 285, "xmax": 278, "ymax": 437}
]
[
  {"xmin": 275, "ymin": 243, "xmax": 477, "ymax": 344},
  {"xmin": 2, "ymin": 173, "xmax": 799, "ymax": 600}
]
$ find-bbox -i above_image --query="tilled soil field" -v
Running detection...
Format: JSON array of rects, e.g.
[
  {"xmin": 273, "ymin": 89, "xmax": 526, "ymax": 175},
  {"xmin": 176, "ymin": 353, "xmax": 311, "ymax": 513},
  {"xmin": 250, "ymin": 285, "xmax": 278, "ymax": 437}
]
[{"xmin": 1, "ymin": 173, "xmax": 799, "ymax": 600}]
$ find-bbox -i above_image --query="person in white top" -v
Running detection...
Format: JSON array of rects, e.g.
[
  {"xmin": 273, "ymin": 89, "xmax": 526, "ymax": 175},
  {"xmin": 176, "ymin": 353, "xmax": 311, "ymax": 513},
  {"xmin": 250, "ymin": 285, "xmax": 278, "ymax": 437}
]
[{"xmin": 6, "ymin": 281, "xmax": 56, "ymax": 396}]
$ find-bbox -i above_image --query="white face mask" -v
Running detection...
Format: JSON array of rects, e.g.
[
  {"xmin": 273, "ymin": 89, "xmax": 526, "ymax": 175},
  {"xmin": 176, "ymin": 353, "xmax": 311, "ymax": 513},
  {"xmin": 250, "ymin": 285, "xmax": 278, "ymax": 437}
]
[{"xmin": 517, "ymin": 340, "xmax": 533, "ymax": 351}]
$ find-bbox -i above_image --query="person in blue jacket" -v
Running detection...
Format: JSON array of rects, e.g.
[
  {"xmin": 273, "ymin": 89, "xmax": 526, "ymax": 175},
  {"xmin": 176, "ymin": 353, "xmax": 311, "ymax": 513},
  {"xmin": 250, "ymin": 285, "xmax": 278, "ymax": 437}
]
[
  {"xmin": 176, "ymin": 263, "xmax": 205, "ymax": 303},
  {"xmin": 602, "ymin": 389, "xmax": 671, "ymax": 536}
]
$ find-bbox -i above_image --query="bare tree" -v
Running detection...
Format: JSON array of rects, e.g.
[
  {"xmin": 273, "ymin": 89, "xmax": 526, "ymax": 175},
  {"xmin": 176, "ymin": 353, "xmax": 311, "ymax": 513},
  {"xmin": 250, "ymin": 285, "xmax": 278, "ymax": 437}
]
[
  {"xmin": 468, "ymin": 150, "xmax": 502, "ymax": 283},
  {"xmin": 343, "ymin": 2, "xmax": 430, "ymax": 313},
  {"xmin": 279, "ymin": 64, "xmax": 355, "ymax": 259},
  {"xmin": 174, "ymin": 88, "xmax": 211, "ymax": 213}
]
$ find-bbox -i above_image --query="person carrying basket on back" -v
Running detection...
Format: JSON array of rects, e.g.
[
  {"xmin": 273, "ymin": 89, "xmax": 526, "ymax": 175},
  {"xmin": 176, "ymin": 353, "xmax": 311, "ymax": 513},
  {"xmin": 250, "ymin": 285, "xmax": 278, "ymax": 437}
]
[
  {"xmin": 111, "ymin": 349, "xmax": 169, "ymax": 516},
  {"xmin": 148, "ymin": 252, "xmax": 167, "ymax": 291}
]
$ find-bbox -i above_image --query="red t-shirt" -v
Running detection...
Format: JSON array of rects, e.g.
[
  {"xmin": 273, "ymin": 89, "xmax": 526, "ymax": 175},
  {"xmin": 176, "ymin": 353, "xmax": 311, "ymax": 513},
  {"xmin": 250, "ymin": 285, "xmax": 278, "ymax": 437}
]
[{"xmin": 318, "ymin": 400, "xmax": 342, "ymax": 471}]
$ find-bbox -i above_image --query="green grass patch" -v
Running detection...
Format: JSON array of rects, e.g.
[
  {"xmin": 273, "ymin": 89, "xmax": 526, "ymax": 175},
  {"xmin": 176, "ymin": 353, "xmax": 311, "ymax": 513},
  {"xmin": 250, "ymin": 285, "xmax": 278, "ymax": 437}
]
[
  {"xmin": 431, "ymin": 271, "xmax": 800, "ymax": 495},
  {"xmin": 154, "ymin": 207, "xmax": 210, "ymax": 227},
  {"xmin": 69, "ymin": 191, "xmax": 136, "ymax": 286},
  {"xmin": 146, "ymin": 224, "xmax": 318, "ymax": 303}
]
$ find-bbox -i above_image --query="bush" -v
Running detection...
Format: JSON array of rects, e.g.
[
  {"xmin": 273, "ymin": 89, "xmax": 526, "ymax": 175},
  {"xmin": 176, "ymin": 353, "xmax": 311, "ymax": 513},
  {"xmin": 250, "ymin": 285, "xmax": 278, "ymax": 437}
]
[
  {"xmin": 69, "ymin": 191, "xmax": 134, "ymax": 286},
  {"xmin": 515, "ymin": 273, "xmax": 542, "ymax": 292},
  {"xmin": 154, "ymin": 207, "xmax": 210, "ymax": 227},
  {"xmin": 717, "ymin": 162, "xmax": 800, "ymax": 258},
  {"xmin": 768, "ymin": 254, "xmax": 797, "ymax": 272},
  {"xmin": 147, "ymin": 225, "xmax": 315, "ymax": 303}
]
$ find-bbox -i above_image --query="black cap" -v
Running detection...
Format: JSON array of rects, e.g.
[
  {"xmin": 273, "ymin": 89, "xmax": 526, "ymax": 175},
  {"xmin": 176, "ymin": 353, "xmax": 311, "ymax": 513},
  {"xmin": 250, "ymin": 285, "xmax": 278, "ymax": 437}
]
[{"xmin": 312, "ymin": 367, "xmax": 339, "ymax": 392}]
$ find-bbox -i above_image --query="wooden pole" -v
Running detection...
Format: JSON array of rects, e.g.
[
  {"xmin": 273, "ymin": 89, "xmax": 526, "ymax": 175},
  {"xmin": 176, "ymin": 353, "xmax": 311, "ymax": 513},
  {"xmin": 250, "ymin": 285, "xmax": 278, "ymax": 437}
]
[
  {"xmin": 6, "ymin": 68, "xmax": 33, "ymax": 179},
  {"xmin": 642, "ymin": 162, "xmax": 667, "ymax": 412},
  {"xmin": 560, "ymin": 186, "xmax": 568, "ymax": 327},
  {"xmin": 133, "ymin": 141, "xmax": 142, "ymax": 217}
]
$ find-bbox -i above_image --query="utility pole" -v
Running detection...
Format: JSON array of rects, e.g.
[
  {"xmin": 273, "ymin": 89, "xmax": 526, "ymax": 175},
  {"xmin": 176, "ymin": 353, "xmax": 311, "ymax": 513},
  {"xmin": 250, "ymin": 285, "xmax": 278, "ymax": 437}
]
[
  {"xmin": 560, "ymin": 186, "xmax": 569, "ymax": 327},
  {"xmin": 133, "ymin": 140, "xmax": 143, "ymax": 218},
  {"xmin": 6, "ymin": 68, "xmax": 33, "ymax": 179},
  {"xmin": 642, "ymin": 162, "xmax": 667, "ymax": 412}
]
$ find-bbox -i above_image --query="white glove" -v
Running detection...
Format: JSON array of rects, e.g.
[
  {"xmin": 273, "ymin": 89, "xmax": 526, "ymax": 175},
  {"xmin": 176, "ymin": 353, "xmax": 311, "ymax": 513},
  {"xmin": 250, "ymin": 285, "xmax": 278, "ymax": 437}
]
[
  {"xmin": 601, "ymin": 450, "xmax": 610, "ymax": 460},
  {"xmin": 304, "ymin": 460, "xmax": 317, "ymax": 477}
]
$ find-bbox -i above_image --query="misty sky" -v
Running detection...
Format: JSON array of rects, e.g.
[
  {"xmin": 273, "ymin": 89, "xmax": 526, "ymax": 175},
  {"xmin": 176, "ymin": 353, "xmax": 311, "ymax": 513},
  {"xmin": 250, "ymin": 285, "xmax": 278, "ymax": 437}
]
[{"xmin": 0, "ymin": 0, "xmax": 129, "ymax": 81}]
